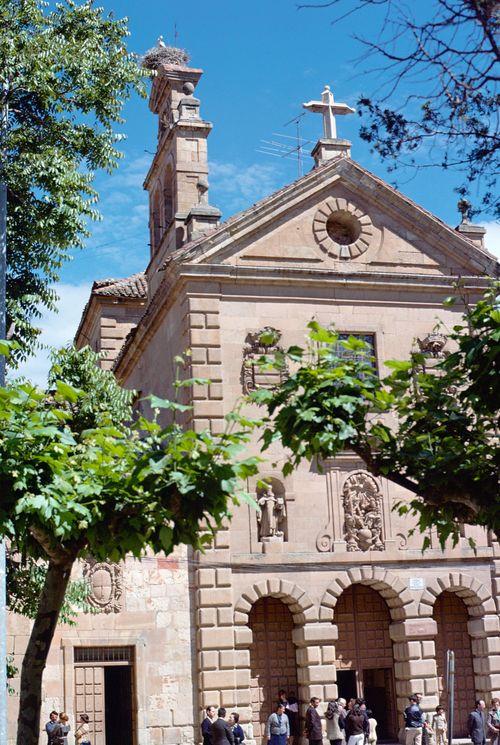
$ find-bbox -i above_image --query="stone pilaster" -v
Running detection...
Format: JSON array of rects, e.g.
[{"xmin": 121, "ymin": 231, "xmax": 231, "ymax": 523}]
[
  {"xmin": 186, "ymin": 295, "xmax": 224, "ymax": 434},
  {"xmin": 389, "ymin": 619, "xmax": 439, "ymax": 714},
  {"xmin": 468, "ymin": 614, "xmax": 500, "ymax": 698},
  {"xmin": 196, "ymin": 565, "xmax": 250, "ymax": 714},
  {"xmin": 293, "ymin": 622, "xmax": 338, "ymax": 707}
]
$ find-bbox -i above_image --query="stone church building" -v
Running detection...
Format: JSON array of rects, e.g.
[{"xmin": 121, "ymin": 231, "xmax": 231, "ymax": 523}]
[{"xmin": 7, "ymin": 53, "xmax": 500, "ymax": 745}]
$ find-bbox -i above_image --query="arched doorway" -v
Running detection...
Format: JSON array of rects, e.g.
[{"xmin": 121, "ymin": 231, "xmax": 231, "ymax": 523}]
[
  {"xmin": 334, "ymin": 584, "xmax": 397, "ymax": 741},
  {"xmin": 249, "ymin": 597, "xmax": 298, "ymax": 743},
  {"xmin": 434, "ymin": 591, "xmax": 475, "ymax": 737}
]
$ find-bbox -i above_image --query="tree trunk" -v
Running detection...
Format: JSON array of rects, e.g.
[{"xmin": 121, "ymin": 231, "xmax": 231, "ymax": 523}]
[{"xmin": 16, "ymin": 557, "xmax": 75, "ymax": 745}]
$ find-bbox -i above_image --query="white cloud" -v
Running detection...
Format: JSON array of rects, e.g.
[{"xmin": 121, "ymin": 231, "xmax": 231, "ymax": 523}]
[
  {"xmin": 13, "ymin": 282, "xmax": 92, "ymax": 387},
  {"xmin": 480, "ymin": 221, "xmax": 500, "ymax": 258},
  {"xmin": 209, "ymin": 160, "xmax": 287, "ymax": 215}
]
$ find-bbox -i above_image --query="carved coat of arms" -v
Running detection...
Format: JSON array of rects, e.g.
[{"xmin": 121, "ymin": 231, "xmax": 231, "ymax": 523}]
[
  {"xmin": 83, "ymin": 558, "xmax": 122, "ymax": 614},
  {"xmin": 241, "ymin": 327, "xmax": 288, "ymax": 394}
]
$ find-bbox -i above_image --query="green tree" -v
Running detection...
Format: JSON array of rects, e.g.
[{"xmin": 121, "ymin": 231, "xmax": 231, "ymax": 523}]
[
  {"xmin": 0, "ymin": 345, "xmax": 258, "ymax": 745},
  {"xmin": 6, "ymin": 554, "xmax": 95, "ymax": 627},
  {"xmin": 1, "ymin": 0, "xmax": 145, "ymax": 359},
  {"xmin": 254, "ymin": 285, "xmax": 500, "ymax": 544}
]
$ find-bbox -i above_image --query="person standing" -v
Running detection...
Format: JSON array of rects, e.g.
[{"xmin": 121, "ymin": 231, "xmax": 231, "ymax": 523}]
[
  {"xmin": 266, "ymin": 703, "xmax": 290, "ymax": 745},
  {"xmin": 467, "ymin": 700, "xmax": 487, "ymax": 745},
  {"xmin": 305, "ymin": 697, "xmax": 323, "ymax": 745},
  {"xmin": 230, "ymin": 713, "xmax": 245, "ymax": 745},
  {"xmin": 432, "ymin": 707, "xmax": 447, "ymax": 745},
  {"xmin": 211, "ymin": 708, "xmax": 235, "ymax": 745},
  {"xmin": 58, "ymin": 713, "xmax": 71, "ymax": 745},
  {"xmin": 366, "ymin": 709, "xmax": 378, "ymax": 745},
  {"xmin": 278, "ymin": 690, "xmax": 289, "ymax": 708},
  {"xmin": 345, "ymin": 703, "xmax": 369, "ymax": 745},
  {"xmin": 75, "ymin": 713, "xmax": 91, "ymax": 745},
  {"xmin": 326, "ymin": 700, "xmax": 344, "ymax": 745},
  {"xmin": 404, "ymin": 695, "xmax": 425, "ymax": 745},
  {"xmin": 286, "ymin": 693, "xmax": 300, "ymax": 745},
  {"xmin": 202, "ymin": 705, "xmax": 217, "ymax": 745},
  {"xmin": 45, "ymin": 711, "xmax": 59, "ymax": 744},
  {"xmin": 487, "ymin": 699, "xmax": 500, "ymax": 745}
]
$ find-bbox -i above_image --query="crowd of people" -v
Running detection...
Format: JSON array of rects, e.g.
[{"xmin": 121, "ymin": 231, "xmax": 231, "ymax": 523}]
[
  {"xmin": 42, "ymin": 690, "xmax": 500, "ymax": 744},
  {"xmin": 200, "ymin": 691, "xmax": 500, "ymax": 745}
]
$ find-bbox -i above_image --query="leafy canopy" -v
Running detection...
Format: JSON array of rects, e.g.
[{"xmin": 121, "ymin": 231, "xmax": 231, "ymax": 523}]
[
  {"xmin": 1, "ymin": 0, "xmax": 145, "ymax": 358},
  {"xmin": 0, "ymin": 345, "xmax": 259, "ymax": 566},
  {"xmin": 253, "ymin": 285, "xmax": 500, "ymax": 545}
]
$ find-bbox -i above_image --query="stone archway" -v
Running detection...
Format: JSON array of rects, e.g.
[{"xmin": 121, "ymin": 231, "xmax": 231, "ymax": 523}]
[
  {"xmin": 434, "ymin": 591, "xmax": 475, "ymax": 737},
  {"xmin": 249, "ymin": 598, "xmax": 298, "ymax": 743},
  {"xmin": 334, "ymin": 584, "xmax": 397, "ymax": 740}
]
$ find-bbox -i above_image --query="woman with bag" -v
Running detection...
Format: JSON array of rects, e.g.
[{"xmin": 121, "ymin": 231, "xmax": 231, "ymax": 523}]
[{"xmin": 75, "ymin": 713, "xmax": 91, "ymax": 745}]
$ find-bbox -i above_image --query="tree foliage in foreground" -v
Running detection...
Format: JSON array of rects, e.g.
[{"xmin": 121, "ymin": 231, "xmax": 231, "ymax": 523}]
[
  {"xmin": 0, "ymin": 345, "xmax": 258, "ymax": 745},
  {"xmin": 1, "ymin": 0, "xmax": 145, "ymax": 359},
  {"xmin": 300, "ymin": 0, "xmax": 499, "ymax": 217},
  {"xmin": 6, "ymin": 554, "xmax": 94, "ymax": 626},
  {"xmin": 254, "ymin": 285, "xmax": 500, "ymax": 544}
]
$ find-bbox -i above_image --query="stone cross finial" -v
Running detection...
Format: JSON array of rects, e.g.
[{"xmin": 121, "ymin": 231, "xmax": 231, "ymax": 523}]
[
  {"xmin": 303, "ymin": 85, "xmax": 355, "ymax": 139},
  {"xmin": 457, "ymin": 198, "xmax": 472, "ymax": 224}
]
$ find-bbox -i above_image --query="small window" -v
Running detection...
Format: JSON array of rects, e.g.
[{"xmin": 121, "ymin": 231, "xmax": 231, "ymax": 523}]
[
  {"xmin": 335, "ymin": 332, "xmax": 377, "ymax": 372},
  {"xmin": 74, "ymin": 646, "xmax": 133, "ymax": 664}
]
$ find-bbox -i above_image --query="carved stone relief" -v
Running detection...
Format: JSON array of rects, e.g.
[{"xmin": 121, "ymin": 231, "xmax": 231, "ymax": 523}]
[
  {"xmin": 241, "ymin": 327, "xmax": 288, "ymax": 394},
  {"xmin": 342, "ymin": 471, "xmax": 384, "ymax": 552},
  {"xmin": 256, "ymin": 483, "xmax": 287, "ymax": 542},
  {"xmin": 83, "ymin": 558, "xmax": 122, "ymax": 614},
  {"xmin": 417, "ymin": 332, "xmax": 447, "ymax": 358}
]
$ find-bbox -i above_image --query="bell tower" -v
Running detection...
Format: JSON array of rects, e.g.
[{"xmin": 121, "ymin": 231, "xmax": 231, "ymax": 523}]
[{"xmin": 143, "ymin": 42, "xmax": 221, "ymax": 284}]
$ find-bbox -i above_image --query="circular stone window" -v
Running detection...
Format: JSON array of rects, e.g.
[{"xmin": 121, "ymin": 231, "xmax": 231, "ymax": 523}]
[
  {"xmin": 326, "ymin": 211, "xmax": 361, "ymax": 245},
  {"xmin": 313, "ymin": 198, "xmax": 374, "ymax": 259}
]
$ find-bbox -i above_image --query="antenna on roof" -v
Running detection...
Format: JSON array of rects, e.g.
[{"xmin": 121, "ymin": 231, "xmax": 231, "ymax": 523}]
[
  {"xmin": 173, "ymin": 22, "xmax": 179, "ymax": 44},
  {"xmin": 256, "ymin": 112, "xmax": 311, "ymax": 178}
]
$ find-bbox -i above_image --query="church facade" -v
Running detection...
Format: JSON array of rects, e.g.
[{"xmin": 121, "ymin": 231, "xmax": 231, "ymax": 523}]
[{"xmin": 7, "ymin": 52, "xmax": 500, "ymax": 745}]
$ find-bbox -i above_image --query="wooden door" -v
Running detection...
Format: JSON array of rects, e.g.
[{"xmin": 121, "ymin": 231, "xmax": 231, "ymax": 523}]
[
  {"xmin": 434, "ymin": 591, "xmax": 475, "ymax": 737},
  {"xmin": 249, "ymin": 598, "xmax": 298, "ymax": 743},
  {"xmin": 75, "ymin": 665, "xmax": 105, "ymax": 745}
]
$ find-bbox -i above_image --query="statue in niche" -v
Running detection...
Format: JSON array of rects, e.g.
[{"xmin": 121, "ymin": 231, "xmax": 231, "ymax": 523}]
[
  {"xmin": 257, "ymin": 484, "xmax": 287, "ymax": 541},
  {"xmin": 241, "ymin": 327, "xmax": 288, "ymax": 394},
  {"xmin": 342, "ymin": 471, "xmax": 384, "ymax": 552}
]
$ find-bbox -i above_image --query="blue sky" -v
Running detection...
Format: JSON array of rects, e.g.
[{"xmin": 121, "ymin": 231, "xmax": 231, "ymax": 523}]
[{"xmin": 18, "ymin": 0, "xmax": 499, "ymax": 382}]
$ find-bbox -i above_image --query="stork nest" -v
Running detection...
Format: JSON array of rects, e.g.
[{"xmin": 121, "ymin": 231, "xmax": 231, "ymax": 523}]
[{"xmin": 142, "ymin": 45, "xmax": 190, "ymax": 70}]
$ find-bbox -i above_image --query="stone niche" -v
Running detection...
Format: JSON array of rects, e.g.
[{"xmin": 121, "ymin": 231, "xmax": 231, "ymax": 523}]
[{"xmin": 256, "ymin": 479, "xmax": 288, "ymax": 552}]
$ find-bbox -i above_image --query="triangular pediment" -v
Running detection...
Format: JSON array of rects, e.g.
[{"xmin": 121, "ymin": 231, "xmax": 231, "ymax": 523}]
[{"xmin": 178, "ymin": 158, "xmax": 496, "ymax": 278}]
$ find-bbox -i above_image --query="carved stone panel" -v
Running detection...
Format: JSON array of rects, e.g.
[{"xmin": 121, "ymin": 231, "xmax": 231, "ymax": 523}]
[
  {"xmin": 83, "ymin": 558, "xmax": 122, "ymax": 614},
  {"xmin": 342, "ymin": 471, "xmax": 384, "ymax": 552},
  {"xmin": 241, "ymin": 327, "xmax": 288, "ymax": 394},
  {"xmin": 417, "ymin": 332, "xmax": 447, "ymax": 358}
]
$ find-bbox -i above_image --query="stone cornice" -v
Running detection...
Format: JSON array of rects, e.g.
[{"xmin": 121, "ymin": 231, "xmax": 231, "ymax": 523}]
[{"xmin": 113, "ymin": 258, "xmax": 490, "ymax": 381}]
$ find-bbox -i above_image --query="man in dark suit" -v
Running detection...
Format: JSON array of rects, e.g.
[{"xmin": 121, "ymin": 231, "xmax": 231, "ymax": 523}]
[
  {"xmin": 305, "ymin": 697, "xmax": 322, "ymax": 745},
  {"xmin": 468, "ymin": 700, "xmax": 487, "ymax": 745},
  {"xmin": 211, "ymin": 707, "xmax": 235, "ymax": 745},
  {"xmin": 202, "ymin": 705, "xmax": 217, "ymax": 745}
]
